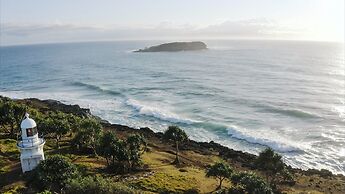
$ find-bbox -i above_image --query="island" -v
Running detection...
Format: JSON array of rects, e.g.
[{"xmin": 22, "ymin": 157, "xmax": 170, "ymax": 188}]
[{"xmin": 134, "ymin": 41, "xmax": 207, "ymax": 52}]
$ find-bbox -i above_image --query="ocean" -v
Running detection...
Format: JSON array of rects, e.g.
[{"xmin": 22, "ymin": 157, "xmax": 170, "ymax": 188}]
[{"xmin": 0, "ymin": 40, "xmax": 344, "ymax": 174}]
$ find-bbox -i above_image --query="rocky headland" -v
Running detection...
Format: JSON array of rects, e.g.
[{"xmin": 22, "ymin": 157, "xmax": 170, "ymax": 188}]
[{"xmin": 1, "ymin": 96, "xmax": 345, "ymax": 193}]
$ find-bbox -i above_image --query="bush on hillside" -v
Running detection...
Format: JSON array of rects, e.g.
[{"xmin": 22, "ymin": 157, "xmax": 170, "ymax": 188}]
[
  {"xmin": 230, "ymin": 171, "xmax": 272, "ymax": 194},
  {"xmin": 227, "ymin": 185, "xmax": 246, "ymax": 194},
  {"xmin": 72, "ymin": 118, "xmax": 102, "ymax": 154},
  {"xmin": 254, "ymin": 147, "xmax": 286, "ymax": 183},
  {"xmin": 126, "ymin": 134, "xmax": 147, "ymax": 168},
  {"xmin": 64, "ymin": 176, "xmax": 135, "ymax": 194},
  {"xmin": 98, "ymin": 131, "xmax": 147, "ymax": 173},
  {"xmin": 33, "ymin": 155, "xmax": 79, "ymax": 191},
  {"xmin": 0, "ymin": 98, "xmax": 26, "ymax": 137}
]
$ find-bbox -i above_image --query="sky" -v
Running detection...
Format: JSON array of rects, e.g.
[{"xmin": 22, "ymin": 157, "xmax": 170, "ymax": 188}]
[{"xmin": 0, "ymin": 0, "xmax": 344, "ymax": 45}]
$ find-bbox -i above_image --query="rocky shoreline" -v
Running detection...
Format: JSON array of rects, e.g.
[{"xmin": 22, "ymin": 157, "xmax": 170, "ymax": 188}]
[{"xmin": 20, "ymin": 97, "xmax": 344, "ymax": 179}]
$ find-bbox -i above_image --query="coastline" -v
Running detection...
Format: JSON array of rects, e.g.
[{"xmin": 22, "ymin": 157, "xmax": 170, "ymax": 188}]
[
  {"xmin": 2, "ymin": 96, "xmax": 345, "ymax": 193},
  {"xmin": 17, "ymin": 97, "xmax": 345, "ymax": 178}
]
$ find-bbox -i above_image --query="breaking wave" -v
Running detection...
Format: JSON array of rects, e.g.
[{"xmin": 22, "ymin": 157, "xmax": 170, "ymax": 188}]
[
  {"xmin": 71, "ymin": 81, "xmax": 123, "ymax": 96},
  {"xmin": 257, "ymin": 104, "xmax": 321, "ymax": 119},
  {"xmin": 125, "ymin": 98, "xmax": 196, "ymax": 124},
  {"xmin": 226, "ymin": 125, "xmax": 302, "ymax": 153}
]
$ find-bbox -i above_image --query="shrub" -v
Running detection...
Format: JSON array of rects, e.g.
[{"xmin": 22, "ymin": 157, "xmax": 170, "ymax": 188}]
[
  {"xmin": 98, "ymin": 131, "xmax": 118, "ymax": 166},
  {"xmin": 36, "ymin": 190, "xmax": 53, "ymax": 194},
  {"xmin": 33, "ymin": 155, "xmax": 79, "ymax": 191},
  {"xmin": 0, "ymin": 99, "xmax": 26, "ymax": 137},
  {"xmin": 227, "ymin": 185, "xmax": 246, "ymax": 194},
  {"xmin": 98, "ymin": 132, "xmax": 147, "ymax": 173},
  {"xmin": 72, "ymin": 118, "xmax": 102, "ymax": 154},
  {"xmin": 281, "ymin": 168, "xmax": 295, "ymax": 185},
  {"xmin": 206, "ymin": 162, "xmax": 233, "ymax": 189},
  {"xmin": 230, "ymin": 171, "xmax": 248, "ymax": 185},
  {"xmin": 254, "ymin": 147, "xmax": 285, "ymax": 183},
  {"xmin": 64, "ymin": 176, "xmax": 135, "ymax": 194},
  {"xmin": 41, "ymin": 111, "xmax": 71, "ymax": 148},
  {"xmin": 230, "ymin": 171, "xmax": 272, "ymax": 194},
  {"xmin": 127, "ymin": 134, "xmax": 147, "ymax": 169}
]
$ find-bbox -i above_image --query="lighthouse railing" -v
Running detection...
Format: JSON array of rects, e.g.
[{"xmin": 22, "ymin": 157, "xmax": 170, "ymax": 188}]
[{"xmin": 17, "ymin": 138, "xmax": 45, "ymax": 148}]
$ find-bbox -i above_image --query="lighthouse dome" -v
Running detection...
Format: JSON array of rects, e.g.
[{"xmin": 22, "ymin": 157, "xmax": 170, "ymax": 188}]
[{"xmin": 20, "ymin": 113, "xmax": 37, "ymax": 129}]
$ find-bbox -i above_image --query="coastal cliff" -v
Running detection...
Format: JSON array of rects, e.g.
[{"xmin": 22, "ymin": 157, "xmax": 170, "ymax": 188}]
[
  {"xmin": 134, "ymin": 41, "xmax": 207, "ymax": 52},
  {"xmin": 1, "ymin": 96, "xmax": 344, "ymax": 194}
]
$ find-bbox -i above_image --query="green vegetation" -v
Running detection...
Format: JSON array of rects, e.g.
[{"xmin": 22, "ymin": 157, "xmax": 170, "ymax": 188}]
[
  {"xmin": 97, "ymin": 131, "xmax": 147, "ymax": 173},
  {"xmin": 32, "ymin": 155, "xmax": 80, "ymax": 191},
  {"xmin": 65, "ymin": 176, "xmax": 135, "ymax": 194},
  {"xmin": 72, "ymin": 118, "xmax": 102, "ymax": 154},
  {"xmin": 30, "ymin": 155, "xmax": 137, "ymax": 193},
  {"xmin": 254, "ymin": 147, "xmax": 288, "ymax": 184},
  {"xmin": 230, "ymin": 171, "xmax": 272, "ymax": 194},
  {"xmin": 43, "ymin": 112, "xmax": 72, "ymax": 148},
  {"xmin": 2, "ymin": 96, "xmax": 343, "ymax": 194},
  {"xmin": 206, "ymin": 161, "xmax": 233, "ymax": 189},
  {"xmin": 163, "ymin": 125, "xmax": 188, "ymax": 164},
  {"xmin": 133, "ymin": 172, "xmax": 198, "ymax": 193},
  {"xmin": 0, "ymin": 97, "xmax": 26, "ymax": 138},
  {"xmin": 97, "ymin": 130, "xmax": 118, "ymax": 166},
  {"xmin": 126, "ymin": 134, "xmax": 147, "ymax": 169}
]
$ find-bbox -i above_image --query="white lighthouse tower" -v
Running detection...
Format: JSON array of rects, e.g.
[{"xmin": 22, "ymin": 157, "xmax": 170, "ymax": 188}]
[{"xmin": 17, "ymin": 113, "xmax": 45, "ymax": 173}]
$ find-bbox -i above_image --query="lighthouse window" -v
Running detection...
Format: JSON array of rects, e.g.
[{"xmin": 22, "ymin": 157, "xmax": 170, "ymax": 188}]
[{"xmin": 26, "ymin": 127, "xmax": 37, "ymax": 137}]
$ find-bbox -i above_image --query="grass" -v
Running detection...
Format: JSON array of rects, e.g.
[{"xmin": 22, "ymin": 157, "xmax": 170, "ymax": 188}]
[
  {"xmin": 130, "ymin": 148, "xmax": 230, "ymax": 193},
  {"xmin": 2, "ymin": 182, "xmax": 26, "ymax": 194},
  {"xmin": 133, "ymin": 172, "xmax": 198, "ymax": 193},
  {"xmin": 0, "ymin": 139, "xmax": 19, "ymax": 158},
  {"xmin": 0, "ymin": 139, "xmax": 20, "ymax": 174}
]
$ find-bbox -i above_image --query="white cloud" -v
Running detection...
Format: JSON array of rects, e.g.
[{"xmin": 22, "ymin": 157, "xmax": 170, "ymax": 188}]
[{"xmin": 0, "ymin": 19, "xmax": 322, "ymax": 46}]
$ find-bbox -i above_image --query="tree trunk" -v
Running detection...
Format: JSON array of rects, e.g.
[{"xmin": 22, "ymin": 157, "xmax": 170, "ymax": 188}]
[
  {"xmin": 266, "ymin": 172, "xmax": 271, "ymax": 184},
  {"xmin": 105, "ymin": 157, "xmax": 109, "ymax": 166},
  {"xmin": 56, "ymin": 135, "xmax": 60, "ymax": 148},
  {"xmin": 112, "ymin": 156, "xmax": 115, "ymax": 166},
  {"xmin": 218, "ymin": 177, "xmax": 224, "ymax": 189},
  {"xmin": 91, "ymin": 136, "xmax": 98, "ymax": 156},
  {"xmin": 92, "ymin": 146, "xmax": 98, "ymax": 156},
  {"xmin": 174, "ymin": 141, "xmax": 180, "ymax": 164}
]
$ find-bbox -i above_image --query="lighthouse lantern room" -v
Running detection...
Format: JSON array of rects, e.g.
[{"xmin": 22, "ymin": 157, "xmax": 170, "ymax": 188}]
[{"xmin": 17, "ymin": 113, "xmax": 45, "ymax": 173}]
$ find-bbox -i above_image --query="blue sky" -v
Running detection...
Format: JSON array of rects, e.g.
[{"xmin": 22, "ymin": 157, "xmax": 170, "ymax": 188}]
[{"xmin": 1, "ymin": 0, "xmax": 344, "ymax": 45}]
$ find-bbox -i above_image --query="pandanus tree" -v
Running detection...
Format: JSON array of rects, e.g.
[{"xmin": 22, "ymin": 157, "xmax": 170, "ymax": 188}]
[
  {"xmin": 163, "ymin": 126, "xmax": 188, "ymax": 164},
  {"xmin": 126, "ymin": 134, "xmax": 147, "ymax": 168},
  {"xmin": 254, "ymin": 147, "xmax": 285, "ymax": 183},
  {"xmin": 98, "ymin": 131, "xmax": 147, "ymax": 172},
  {"xmin": 230, "ymin": 171, "xmax": 273, "ymax": 194},
  {"xmin": 46, "ymin": 112, "xmax": 71, "ymax": 149},
  {"xmin": 98, "ymin": 131, "xmax": 118, "ymax": 166},
  {"xmin": 206, "ymin": 161, "xmax": 233, "ymax": 190},
  {"xmin": 73, "ymin": 118, "xmax": 102, "ymax": 155}
]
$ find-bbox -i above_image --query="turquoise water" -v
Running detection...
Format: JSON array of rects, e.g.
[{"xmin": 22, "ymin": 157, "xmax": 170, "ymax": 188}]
[{"xmin": 1, "ymin": 40, "xmax": 344, "ymax": 174}]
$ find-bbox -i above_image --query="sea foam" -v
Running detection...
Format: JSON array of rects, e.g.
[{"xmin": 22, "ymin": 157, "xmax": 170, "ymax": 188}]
[
  {"xmin": 226, "ymin": 125, "xmax": 301, "ymax": 153},
  {"xmin": 125, "ymin": 98, "xmax": 196, "ymax": 124}
]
